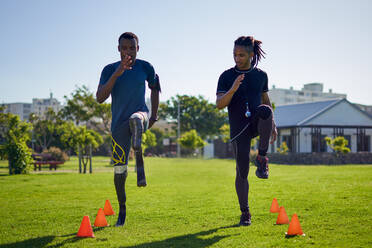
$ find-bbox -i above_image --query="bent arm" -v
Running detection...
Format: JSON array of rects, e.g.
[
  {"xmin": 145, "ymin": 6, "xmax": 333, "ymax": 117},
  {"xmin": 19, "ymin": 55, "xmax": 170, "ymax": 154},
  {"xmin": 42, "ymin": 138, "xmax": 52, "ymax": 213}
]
[
  {"xmin": 96, "ymin": 56, "xmax": 133, "ymax": 103},
  {"xmin": 216, "ymin": 74, "xmax": 244, "ymax": 109},
  {"xmin": 150, "ymin": 89, "xmax": 159, "ymax": 119},
  {"xmin": 216, "ymin": 91, "xmax": 235, "ymax": 109},
  {"xmin": 96, "ymin": 74, "xmax": 119, "ymax": 103},
  {"xmin": 148, "ymin": 89, "xmax": 160, "ymax": 129}
]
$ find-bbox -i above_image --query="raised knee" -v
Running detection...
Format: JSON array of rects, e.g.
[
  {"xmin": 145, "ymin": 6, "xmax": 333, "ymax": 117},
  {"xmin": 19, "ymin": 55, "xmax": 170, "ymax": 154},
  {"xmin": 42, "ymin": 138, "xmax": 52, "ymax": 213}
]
[
  {"xmin": 129, "ymin": 116, "xmax": 142, "ymax": 126},
  {"xmin": 257, "ymin": 105, "xmax": 272, "ymax": 120}
]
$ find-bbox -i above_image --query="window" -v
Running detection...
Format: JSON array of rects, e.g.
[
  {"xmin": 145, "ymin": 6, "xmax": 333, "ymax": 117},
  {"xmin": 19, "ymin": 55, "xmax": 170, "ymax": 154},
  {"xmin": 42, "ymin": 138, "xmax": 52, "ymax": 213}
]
[
  {"xmin": 320, "ymin": 135, "xmax": 327, "ymax": 152},
  {"xmin": 311, "ymin": 128, "xmax": 327, "ymax": 152},
  {"xmin": 282, "ymin": 135, "xmax": 292, "ymax": 152},
  {"xmin": 357, "ymin": 128, "xmax": 370, "ymax": 152}
]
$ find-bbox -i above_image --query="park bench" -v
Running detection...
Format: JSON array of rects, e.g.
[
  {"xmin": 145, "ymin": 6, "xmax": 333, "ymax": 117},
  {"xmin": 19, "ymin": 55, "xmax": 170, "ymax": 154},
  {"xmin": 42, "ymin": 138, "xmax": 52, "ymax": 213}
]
[{"xmin": 32, "ymin": 153, "xmax": 64, "ymax": 171}]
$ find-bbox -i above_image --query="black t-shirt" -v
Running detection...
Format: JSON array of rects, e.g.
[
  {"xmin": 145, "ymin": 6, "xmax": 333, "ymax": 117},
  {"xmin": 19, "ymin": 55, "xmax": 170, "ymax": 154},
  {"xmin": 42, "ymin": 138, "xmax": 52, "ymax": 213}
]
[{"xmin": 216, "ymin": 66, "xmax": 268, "ymax": 139}]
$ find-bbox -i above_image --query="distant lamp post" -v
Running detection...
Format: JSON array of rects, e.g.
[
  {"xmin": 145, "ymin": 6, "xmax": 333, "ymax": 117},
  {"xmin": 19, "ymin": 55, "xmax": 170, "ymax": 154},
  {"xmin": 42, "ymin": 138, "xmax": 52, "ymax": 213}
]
[{"xmin": 177, "ymin": 100, "xmax": 181, "ymax": 157}]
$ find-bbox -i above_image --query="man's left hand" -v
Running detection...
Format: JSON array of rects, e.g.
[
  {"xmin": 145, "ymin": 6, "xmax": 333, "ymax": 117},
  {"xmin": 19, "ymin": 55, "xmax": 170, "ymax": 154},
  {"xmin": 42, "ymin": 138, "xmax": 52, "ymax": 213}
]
[{"xmin": 148, "ymin": 116, "xmax": 158, "ymax": 129}]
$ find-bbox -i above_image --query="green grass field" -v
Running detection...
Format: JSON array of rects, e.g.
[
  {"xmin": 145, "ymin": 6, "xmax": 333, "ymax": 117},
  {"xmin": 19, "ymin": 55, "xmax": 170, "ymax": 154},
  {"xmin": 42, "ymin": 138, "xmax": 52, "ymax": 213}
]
[{"xmin": 0, "ymin": 157, "xmax": 371, "ymax": 248}]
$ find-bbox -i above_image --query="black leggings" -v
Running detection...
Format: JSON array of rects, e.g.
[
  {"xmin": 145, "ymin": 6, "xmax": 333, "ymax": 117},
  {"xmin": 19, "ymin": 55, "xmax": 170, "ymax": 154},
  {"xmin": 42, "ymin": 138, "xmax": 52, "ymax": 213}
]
[{"xmin": 232, "ymin": 104, "xmax": 273, "ymax": 212}]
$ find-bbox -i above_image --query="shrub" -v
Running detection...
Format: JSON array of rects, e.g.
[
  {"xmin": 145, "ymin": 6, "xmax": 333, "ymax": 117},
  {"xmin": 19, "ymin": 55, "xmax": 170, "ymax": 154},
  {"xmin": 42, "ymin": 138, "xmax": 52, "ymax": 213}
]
[
  {"xmin": 0, "ymin": 112, "xmax": 33, "ymax": 174},
  {"xmin": 42, "ymin": 147, "xmax": 69, "ymax": 162},
  {"xmin": 142, "ymin": 129, "xmax": 157, "ymax": 153},
  {"xmin": 325, "ymin": 136, "xmax": 351, "ymax": 154},
  {"xmin": 3, "ymin": 140, "xmax": 33, "ymax": 174},
  {"xmin": 178, "ymin": 129, "xmax": 206, "ymax": 150},
  {"xmin": 277, "ymin": 141, "xmax": 289, "ymax": 155}
]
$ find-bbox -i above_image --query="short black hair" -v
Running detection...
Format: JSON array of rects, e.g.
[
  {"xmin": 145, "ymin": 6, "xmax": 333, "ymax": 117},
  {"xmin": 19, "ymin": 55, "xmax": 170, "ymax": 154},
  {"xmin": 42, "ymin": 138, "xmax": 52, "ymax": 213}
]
[{"xmin": 118, "ymin": 32, "xmax": 138, "ymax": 44}]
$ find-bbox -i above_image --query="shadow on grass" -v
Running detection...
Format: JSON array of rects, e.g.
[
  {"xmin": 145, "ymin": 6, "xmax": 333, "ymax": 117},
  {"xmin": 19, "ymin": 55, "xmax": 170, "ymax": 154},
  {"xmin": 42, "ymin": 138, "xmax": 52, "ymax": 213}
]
[
  {"xmin": 0, "ymin": 227, "xmax": 106, "ymax": 248},
  {"xmin": 120, "ymin": 225, "xmax": 239, "ymax": 248},
  {"xmin": 0, "ymin": 226, "xmax": 239, "ymax": 248},
  {"xmin": 0, "ymin": 236, "xmax": 55, "ymax": 248}
]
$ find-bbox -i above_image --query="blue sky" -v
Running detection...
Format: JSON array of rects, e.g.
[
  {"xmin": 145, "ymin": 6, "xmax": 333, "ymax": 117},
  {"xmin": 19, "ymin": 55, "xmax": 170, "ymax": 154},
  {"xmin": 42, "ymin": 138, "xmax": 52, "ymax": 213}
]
[{"xmin": 1, "ymin": 0, "xmax": 371, "ymax": 105}]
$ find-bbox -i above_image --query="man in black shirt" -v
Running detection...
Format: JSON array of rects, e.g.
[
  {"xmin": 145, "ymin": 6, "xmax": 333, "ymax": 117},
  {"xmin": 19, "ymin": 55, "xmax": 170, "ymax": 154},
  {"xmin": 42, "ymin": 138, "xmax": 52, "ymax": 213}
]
[{"xmin": 216, "ymin": 36, "xmax": 277, "ymax": 226}]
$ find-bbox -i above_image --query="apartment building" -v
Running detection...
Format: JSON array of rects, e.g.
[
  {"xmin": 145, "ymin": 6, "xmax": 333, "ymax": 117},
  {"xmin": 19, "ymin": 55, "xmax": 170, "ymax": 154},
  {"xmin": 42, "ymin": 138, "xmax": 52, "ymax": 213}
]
[
  {"xmin": 1, "ymin": 93, "xmax": 62, "ymax": 121},
  {"xmin": 268, "ymin": 82, "xmax": 346, "ymax": 106}
]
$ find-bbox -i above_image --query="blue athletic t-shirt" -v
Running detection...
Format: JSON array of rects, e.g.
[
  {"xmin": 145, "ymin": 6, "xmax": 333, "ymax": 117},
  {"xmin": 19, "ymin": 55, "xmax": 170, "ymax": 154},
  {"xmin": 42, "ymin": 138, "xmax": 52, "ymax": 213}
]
[
  {"xmin": 99, "ymin": 59, "xmax": 156, "ymax": 132},
  {"xmin": 216, "ymin": 66, "xmax": 268, "ymax": 139}
]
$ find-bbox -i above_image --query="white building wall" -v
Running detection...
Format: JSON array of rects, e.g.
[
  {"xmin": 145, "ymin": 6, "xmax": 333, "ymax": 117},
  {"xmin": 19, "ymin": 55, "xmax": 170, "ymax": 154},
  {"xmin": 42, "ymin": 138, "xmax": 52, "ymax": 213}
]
[
  {"xmin": 280, "ymin": 129, "xmax": 291, "ymax": 135},
  {"xmin": 306, "ymin": 101, "xmax": 372, "ymax": 126},
  {"xmin": 276, "ymin": 100, "xmax": 372, "ymax": 154},
  {"xmin": 269, "ymin": 83, "xmax": 346, "ymax": 106},
  {"xmin": 281, "ymin": 127, "xmax": 372, "ymax": 153},
  {"xmin": 203, "ymin": 142, "xmax": 214, "ymax": 159},
  {"xmin": 1, "ymin": 103, "xmax": 32, "ymax": 121},
  {"xmin": 32, "ymin": 95, "xmax": 62, "ymax": 118},
  {"xmin": 299, "ymin": 128, "xmax": 311, "ymax": 153}
]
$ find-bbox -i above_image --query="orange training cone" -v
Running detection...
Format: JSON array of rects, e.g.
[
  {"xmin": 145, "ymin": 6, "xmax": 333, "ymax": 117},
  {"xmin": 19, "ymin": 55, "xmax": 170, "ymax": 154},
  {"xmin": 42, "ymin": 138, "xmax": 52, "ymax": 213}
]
[
  {"xmin": 286, "ymin": 214, "xmax": 304, "ymax": 236},
  {"xmin": 276, "ymin": 206, "xmax": 289, "ymax": 224},
  {"xmin": 104, "ymin": 199, "xmax": 115, "ymax": 216},
  {"xmin": 270, "ymin": 198, "xmax": 280, "ymax": 213},
  {"xmin": 77, "ymin": 216, "xmax": 95, "ymax": 238},
  {"xmin": 94, "ymin": 208, "xmax": 109, "ymax": 227}
]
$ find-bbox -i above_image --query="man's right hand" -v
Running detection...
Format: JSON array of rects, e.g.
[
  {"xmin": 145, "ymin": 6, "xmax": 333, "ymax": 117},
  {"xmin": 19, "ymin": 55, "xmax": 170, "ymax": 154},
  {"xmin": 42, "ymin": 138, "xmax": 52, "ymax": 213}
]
[
  {"xmin": 231, "ymin": 74, "xmax": 244, "ymax": 93},
  {"xmin": 113, "ymin": 55, "xmax": 133, "ymax": 77},
  {"xmin": 216, "ymin": 74, "xmax": 245, "ymax": 109}
]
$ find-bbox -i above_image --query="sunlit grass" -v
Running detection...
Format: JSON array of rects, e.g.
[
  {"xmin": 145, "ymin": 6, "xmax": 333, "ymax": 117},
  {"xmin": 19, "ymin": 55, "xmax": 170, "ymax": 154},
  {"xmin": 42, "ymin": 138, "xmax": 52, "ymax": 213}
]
[{"xmin": 0, "ymin": 157, "xmax": 371, "ymax": 247}]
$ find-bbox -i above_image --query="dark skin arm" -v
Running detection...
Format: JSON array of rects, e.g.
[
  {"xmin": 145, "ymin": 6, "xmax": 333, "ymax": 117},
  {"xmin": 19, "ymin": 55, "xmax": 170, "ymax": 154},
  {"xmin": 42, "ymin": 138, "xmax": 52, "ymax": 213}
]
[
  {"xmin": 148, "ymin": 88, "xmax": 159, "ymax": 129},
  {"xmin": 216, "ymin": 74, "xmax": 244, "ymax": 109},
  {"xmin": 261, "ymin": 92, "xmax": 277, "ymax": 144},
  {"xmin": 96, "ymin": 55, "xmax": 132, "ymax": 103}
]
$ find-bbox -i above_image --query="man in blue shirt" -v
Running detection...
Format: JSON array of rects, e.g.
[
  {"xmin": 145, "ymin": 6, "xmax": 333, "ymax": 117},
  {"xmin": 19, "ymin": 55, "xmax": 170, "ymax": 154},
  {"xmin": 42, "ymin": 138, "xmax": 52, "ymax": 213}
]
[{"xmin": 96, "ymin": 32, "xmax": 161, "ymax": 227}]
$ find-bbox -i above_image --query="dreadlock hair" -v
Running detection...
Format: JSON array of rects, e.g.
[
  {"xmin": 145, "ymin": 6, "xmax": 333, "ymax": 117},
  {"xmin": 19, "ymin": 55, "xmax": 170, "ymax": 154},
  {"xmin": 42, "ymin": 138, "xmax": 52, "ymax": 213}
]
[
  {"xmin": 118, "ymin": 32, "xmax": 139, "ymax": 45},
  {"xmin": 234, "ymin": 36, "xmax": 265, "ymax": 67}
]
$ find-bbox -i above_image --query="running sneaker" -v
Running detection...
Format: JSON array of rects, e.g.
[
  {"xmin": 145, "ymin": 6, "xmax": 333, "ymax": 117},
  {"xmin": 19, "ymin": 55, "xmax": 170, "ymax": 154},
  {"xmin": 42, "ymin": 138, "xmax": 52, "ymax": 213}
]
[
  {"xmin": 115, "ymin": 211, "xmax": 126, "ymax": 227},
  {"xmin": 239, "ymin": 211, "xmax": 251, "ymax": 226},
  {"xmin": 255, "ymin": 155, "xmax": 269, "ymax": 179}
]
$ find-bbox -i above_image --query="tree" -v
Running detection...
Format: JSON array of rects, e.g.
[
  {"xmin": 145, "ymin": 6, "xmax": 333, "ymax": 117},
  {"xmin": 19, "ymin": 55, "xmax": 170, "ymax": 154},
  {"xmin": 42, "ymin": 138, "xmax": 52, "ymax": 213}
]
[
  {"xmin": 61, "ymin": 85, "xmax": 111, "ymax": 134},
  {"xmin": 159, "ymin": 95, "xmax": 228, "ymax": 139},
  {"xmin": 0, "ymin": 111, "xmax": 33, "ymax": 174},
  {"xmin": 60, "ymin": 85, "xmax": 112, "ymax": 155},
  {"xmin": 29, "ymin": 108, "xmax": 63, "ymax": 151},
  {"xmin": 60, "ymin": 85, "xmax": 95, "ymax": 125},
  {"xmin": 60, "ymin": 124, "xmax": 103, "ymax": 171},
  {"xmin": 219, "ymin": 124, "xmax": 230, "ymax": 143},
  {"xmin": 60, "ymin": 125, "xmax": 103, "ymax": 154},
  {"xmin": 93, "ymin": 101, "xmax": 112, "ymax": 135},
  {"xmin": 147, "ymin": 127, "xmax": 165, "ymax": 155},
  {"xmin": 178, "ymin": 129, "xmax": 206, "ymax": 154},
  {"xmin": 325, "ymin": 136, "xmax": 351, "ymax": 154},
  {"xmin": 142, "ymin": 129, "xmax": 157, "ymax": 154}
]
